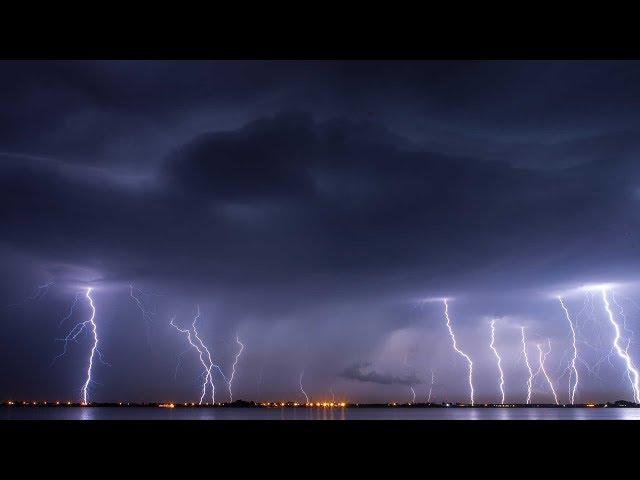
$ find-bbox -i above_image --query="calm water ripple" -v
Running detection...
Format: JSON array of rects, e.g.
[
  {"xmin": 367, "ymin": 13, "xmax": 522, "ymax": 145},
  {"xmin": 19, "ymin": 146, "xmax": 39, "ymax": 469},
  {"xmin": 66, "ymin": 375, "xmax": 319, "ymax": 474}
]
[{"xmin": 3, "ymin": 407, "xmax": 640, "ymax": 420}]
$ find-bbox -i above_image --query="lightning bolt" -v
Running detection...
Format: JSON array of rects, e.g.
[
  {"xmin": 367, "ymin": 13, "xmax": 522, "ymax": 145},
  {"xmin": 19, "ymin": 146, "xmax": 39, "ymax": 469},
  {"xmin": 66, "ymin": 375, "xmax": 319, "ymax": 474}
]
[
  {"xmin": 191, "ymin": 309, "xmax": 229, "ymax": 403},
  {"xmin": 558, "ymin": 296, "xmax": 579, "ymax": 404},
  {"xmin": 299, "ymin": 370, "xmax": 310, "ymax": 404},
  {"xmin": 611, "ymin": 293, "xmax": 637, "ymax": 391},
  {"xmin": 403, "ymin": 350, "xmax": 417, "ymax": 405},
  {"xmin": 59, "ymin": 292, "xmax": 80, "ymax": 327},
  {"xmin": 170, "ymin": 305, "xmax": 216, "ymax": 404},
  {"xmin": 442, "ymin": 298, "xmax": 474, "ymax": 405},
  {"xmin": 521, "ymin": 327, "xmax": 533, "ymax": 404},
  {"xmin": 227, "ymin": 334, "xmax": 244, "ymax": 403},
  {"xmin": 536, "ymin": 340, "xmax": 559, "ymax": 405},
  {"xmin": 427, "ymin": 370, "xmax": 435, "ymax": 403},
  {"xmin": 489, "ymin": 320, "xmax": 505, "ymax": 404},
  {"xmin": 80, "ymin": 288, "xmax": 99, "ymax": 405},
  {"xmin": 7, "ymin": 280, "xmax": 55, "ymax": 307},
  {"xmin": 129, "ymin": 283, "xmax": 155, "ymax": 345},
  {"xmin": 51, "ymin": 287, "xmax": 108, "ymax": 404},
  {"xmin": 601, "ymin": 288, "xmax": 640, "ymax": 403}
]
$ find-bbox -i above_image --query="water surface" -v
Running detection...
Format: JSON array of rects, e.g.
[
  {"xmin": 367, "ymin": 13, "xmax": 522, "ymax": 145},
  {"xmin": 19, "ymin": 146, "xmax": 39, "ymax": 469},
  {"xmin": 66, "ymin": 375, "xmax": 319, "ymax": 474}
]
[{"xmin": 3, "ymin": 407, "xmax": 640, "ymax": 420}]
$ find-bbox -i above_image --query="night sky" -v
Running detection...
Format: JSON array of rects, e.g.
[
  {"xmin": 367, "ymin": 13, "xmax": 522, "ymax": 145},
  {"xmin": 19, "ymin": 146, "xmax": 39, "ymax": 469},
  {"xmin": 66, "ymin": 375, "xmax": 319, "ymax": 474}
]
[{"xmin": 2, "ymin": 60, "xmax": 640, "ymax": 404}]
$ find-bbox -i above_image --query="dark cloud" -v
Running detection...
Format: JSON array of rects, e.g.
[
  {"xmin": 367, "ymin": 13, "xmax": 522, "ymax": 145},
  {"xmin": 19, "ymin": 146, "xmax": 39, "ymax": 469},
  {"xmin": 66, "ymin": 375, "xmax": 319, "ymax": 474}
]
[
  {"xmin": 2, "ymin": 61, "xmax": 640, "ymax": 403},
  {"xmin": 3, "ymin": 110, "xmax": 637, "ymax": 297},
  {"xmin": 340, "ymin": 362, "xmax": 421, "ymax": 386}
]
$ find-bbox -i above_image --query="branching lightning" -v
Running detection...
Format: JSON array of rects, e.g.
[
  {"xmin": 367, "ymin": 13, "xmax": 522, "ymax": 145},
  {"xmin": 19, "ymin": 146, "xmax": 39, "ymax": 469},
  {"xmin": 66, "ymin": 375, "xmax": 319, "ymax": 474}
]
[
  {"xmin": 80, "ymin": 288, "xmax": 99, "ymax": 405},
  {"xmin": 170, "ymin": 305, "xmax": 216, "ymax": 404},
  {"xmin": 51, "ymin": 287, "xmax": 107, "ymax": 404},
  {"xmin": 409, "ymin": 386, "xmax": 416, "ymax": 404},
  {"xmin": 59, "ymin": 292, "xmax": 80, "ymax": 327},
  {"xmin": 299, "ymin": 370, "xmax": 310, "ymax": 404},
  {"xmin": 7, "ymin": 280, "xmax": 55, "ymax": 307},
  {"xmin": 227, "ymin": 334, "xmax": 245, "ymax": 403},
  {"xmin": 536, "ymin": 340, "xmax": 559, "ymax": 405},
  {"xmin": 129, "ymin": 283, "xmax": 156, "ymax": 345},
  {"xmin": 521, "ymin": 327, "xmax": 533, "ymax": 404},
  {"xmin": 489, "ymin": 320, "xmax": 505, "ymax": 404},
  {"xmin": 611, "ymin": 293, "xmax": 637, "ymax": 391},
  {"xmin": 601, "ymin": 288, "xmax": 640, "ymax": 403},
  {"xmin": 442, "ymin": 298, "xmax": 474, "ymax": 405},
  {"xmin": 558, "ymin": 296, "xmax": 579, "ymax": 404}
]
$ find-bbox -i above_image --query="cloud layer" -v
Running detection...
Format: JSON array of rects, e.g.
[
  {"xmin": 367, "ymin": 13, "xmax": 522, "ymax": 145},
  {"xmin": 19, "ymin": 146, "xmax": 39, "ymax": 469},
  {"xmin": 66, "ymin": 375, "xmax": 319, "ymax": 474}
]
[{"xmin": 2, "ymin": 61, "xmax": 640, "ymax": 403}]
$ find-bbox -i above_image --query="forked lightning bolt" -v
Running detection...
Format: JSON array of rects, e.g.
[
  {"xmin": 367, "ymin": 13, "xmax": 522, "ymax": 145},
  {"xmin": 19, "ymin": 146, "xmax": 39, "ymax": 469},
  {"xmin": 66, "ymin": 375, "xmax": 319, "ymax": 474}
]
[
  {"xmin": 489, "ymin": 320, "xmax": 505, "ymax": 404},
  {"xmin": 299, "ymin": 370, "xmax": 310, "ymax": 404},
  {"xmin": 536, "ymin": 340, "xmax": 559, "ymax": 405},
  {"xmin": 190, "ymin": 307, "xmax": 216, "ymax": 404},
  {"xmin": 191, "ymin": 311, "xmax": 228, "ymax": 403},
  {"xmin": 601, "ymin": 288, "xmax": 640, "ymax": 403},
  {"xmin": 129, "ymin": 283, "xmax": 155, "ymax": 345},
  {"xmin": 558, "ymin": 296, "xmax": 579, "ymax": 404},
  {"xmin": 59, "ymin": 293, "xmax": 80, "ymax": 327},
  {"xmin": 409, "ymin": 386, "xmax": 416, "ymax": 404},
  {"xmin": 170, "ymin": 305, "xmax": 215, "ymax": 404},
  {"xmin": 228, "ymin": 334, "xmax": 244, "ymax": 403},
  {"xmin": 443, "ymin": 298, "xmax": 474, "ymax": 405},
  {"xmin": 52, "ymin": 287, "xmax": 107, "ymax": 403},
  {"xmin": 81, "ymin": 288, "xmax": 99, "ymax": 405},
  {"xmin": 521, "ymin": 327, "xmax": 533, "ymax": 404},
  {"xmin": 611, "ymin": 293, "xmax": 637, "ymax": 394}
]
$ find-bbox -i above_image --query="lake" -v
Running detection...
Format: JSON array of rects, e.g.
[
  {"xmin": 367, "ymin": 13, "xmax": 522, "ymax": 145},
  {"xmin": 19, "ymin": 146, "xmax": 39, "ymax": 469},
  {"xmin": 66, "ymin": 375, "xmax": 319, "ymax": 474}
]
[{"xmin": 3, "ymin": 407, "xmax": 640, "ymax": 420}]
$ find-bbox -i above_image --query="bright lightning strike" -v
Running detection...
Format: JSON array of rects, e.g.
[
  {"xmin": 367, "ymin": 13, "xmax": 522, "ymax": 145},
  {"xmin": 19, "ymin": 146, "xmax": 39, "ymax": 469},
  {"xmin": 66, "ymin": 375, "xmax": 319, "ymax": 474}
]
[
  {"xmin": 170, "ymin": 305, "xmax": 215, "ymax": 405},
  {"xmin": 489, "ymin": 320, "xmax": 505, "ymax": 404},
  {"xmin": 611, "ymin": 293, "xmax": 637, "ymax": 393},
  {"xmin": 81, "ymin": 288, "xmax": 98, "ymax": 405},
  {"xmin": 190, "ymin": 309, "xmax": 228, "ymax": 403},
  {"xmin": 536, "ymin": 340, "xmax": 559, "ymax": 405},
  {"xmin": 558, "ymin": 296, "xmax": 579, "ymax": 404},
  {"xmin": 601, "ymin": 288, "xmax": 640, "ymax": 403},
  {"xmin": 409, "ymin": 386, "xmax": 416, "ymax": 404},
  {"xmin": 52, "ymin": 287, "xmax": 107, "ymax": 403},
  {"xmin": 442, "ymin": 298, "xmax": 474, "ymax": 405},
  {"xmin": 299, "ymin": 370, "xmax": 310, "ymax": 404},
  {"xmin": 521, "ymin": 327, "xmax": 533, "ymax": 404},
  {"xmin": 227, "ymin": 334, "xmax": 245, "ymax": 403}
]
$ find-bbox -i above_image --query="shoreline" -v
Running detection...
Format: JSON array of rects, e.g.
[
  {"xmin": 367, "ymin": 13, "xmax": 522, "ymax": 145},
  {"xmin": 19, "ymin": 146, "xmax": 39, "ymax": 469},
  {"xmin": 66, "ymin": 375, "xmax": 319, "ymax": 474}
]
[{"xmin": 3, "ymin": 400, "xmax": 639, "ymax": 409}]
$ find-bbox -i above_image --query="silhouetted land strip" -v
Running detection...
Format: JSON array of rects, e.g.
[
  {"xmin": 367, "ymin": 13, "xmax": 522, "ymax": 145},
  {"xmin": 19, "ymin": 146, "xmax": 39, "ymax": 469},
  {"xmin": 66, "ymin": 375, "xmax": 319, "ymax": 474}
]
[{"xmin": 3, "ymin": 399, "xmax": 639, "ymax": 408}]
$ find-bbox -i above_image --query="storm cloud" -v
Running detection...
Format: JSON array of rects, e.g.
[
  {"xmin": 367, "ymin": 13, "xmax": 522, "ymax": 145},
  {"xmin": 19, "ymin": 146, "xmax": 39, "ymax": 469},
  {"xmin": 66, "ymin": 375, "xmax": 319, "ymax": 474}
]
[
  {"xmin": 340, "ymin": 362, "xmax": 421, "ymax": 387},
  {"xmin": 2, "ymin": 61, "xmax": 640, "ymax": 404}
]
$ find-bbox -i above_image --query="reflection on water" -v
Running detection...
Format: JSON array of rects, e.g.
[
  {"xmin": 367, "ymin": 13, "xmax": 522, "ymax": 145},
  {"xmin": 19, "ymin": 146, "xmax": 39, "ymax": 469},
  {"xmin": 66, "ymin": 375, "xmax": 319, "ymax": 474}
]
[{"xmin": 3, "ymin": 407, "xmax": 640, "ymax": 420}]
